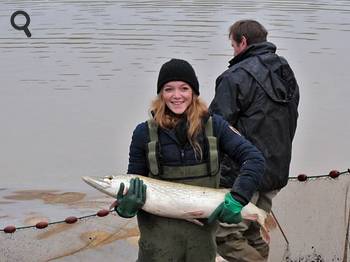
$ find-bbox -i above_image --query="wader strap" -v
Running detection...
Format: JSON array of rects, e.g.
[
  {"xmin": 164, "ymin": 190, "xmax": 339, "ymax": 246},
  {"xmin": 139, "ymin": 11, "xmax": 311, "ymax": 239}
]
[
  {"xmin": 161, "ymin": 163, "xmax": 208, "ymax": 181},
  {"xmin": 205, "ymin": 117, "xmax": 219, "ymax": 176},
  {"xmin": 146, "ymin": 117, "xmax": 219, "ymax": 180},
  {"xmin": 147, "ymin": 119, "xmax": 160, "ymax": 176}
]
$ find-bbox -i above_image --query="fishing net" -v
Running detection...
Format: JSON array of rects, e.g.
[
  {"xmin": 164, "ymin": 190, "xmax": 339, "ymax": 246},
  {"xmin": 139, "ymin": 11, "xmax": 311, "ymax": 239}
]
[
  {"xmin": 0, "ymin": 213, "xmax": 139, "ymax": 261},
  {"xmin": 1, "ymin": 170, "xmax": 349, "ymax": 261},
  {"xmin": 269, "ymin": 170, "xmax": 350, "ymax": 261}
]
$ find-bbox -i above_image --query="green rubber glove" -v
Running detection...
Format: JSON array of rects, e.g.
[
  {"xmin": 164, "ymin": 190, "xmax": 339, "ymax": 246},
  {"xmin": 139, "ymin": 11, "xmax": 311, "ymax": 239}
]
[
  {"xmin": 208, "ymin": 192, "xmax": 243, "ymax": 224},
  {"xmin": 115, "ymin": 177, "xmax": 147, "ymax": 218}
]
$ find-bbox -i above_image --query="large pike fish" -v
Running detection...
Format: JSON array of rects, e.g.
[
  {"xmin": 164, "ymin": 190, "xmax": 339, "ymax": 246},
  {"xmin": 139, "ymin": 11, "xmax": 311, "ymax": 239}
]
[{"xmin": 82, "ymin": 174, "xmax": 273, "ymax": 243}]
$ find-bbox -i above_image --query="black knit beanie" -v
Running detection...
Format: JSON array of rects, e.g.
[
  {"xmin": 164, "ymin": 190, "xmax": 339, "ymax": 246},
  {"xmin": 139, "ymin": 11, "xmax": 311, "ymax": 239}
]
[{"xmin": 157, "ymin": 58, "xmax": 200, "ymax": 95}]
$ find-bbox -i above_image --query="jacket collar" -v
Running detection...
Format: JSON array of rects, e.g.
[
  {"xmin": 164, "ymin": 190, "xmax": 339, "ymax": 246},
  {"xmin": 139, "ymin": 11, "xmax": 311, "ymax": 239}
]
[{"xmin": 228, "ymin": 41, "xmax": 277, "ymax": 67}]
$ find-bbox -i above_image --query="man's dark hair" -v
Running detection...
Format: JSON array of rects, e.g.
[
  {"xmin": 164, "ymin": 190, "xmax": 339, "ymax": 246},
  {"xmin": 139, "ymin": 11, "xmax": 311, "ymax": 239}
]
[{"xmin": 229, "ymin": 20, "xmax": 268, "ymax": 45}]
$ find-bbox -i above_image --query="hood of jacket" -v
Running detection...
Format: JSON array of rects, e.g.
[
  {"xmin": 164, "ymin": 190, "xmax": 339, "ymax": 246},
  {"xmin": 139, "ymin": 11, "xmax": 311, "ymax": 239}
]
[{"xmin": 229, "ymin": 42, "xmax": 298, "ymax": 104}]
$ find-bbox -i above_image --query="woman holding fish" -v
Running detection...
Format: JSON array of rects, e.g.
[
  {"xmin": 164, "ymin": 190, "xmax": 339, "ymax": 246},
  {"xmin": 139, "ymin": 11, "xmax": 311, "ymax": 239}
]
[{"xmin": 115, "ymin": 58, "xmax": 265, "ymax": 262}]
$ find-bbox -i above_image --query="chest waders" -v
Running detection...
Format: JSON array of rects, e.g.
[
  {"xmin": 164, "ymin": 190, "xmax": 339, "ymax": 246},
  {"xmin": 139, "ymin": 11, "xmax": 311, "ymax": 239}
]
[{"xmin": 137, "ymin": 117, "xmax": 220, "ymax": 262}]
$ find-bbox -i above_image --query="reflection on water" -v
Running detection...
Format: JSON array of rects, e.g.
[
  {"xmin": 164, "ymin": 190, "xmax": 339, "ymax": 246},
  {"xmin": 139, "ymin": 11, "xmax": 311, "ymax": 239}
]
[{"xmin": 0, "ymin": 0, "xmax": 349, "ymax": 190}]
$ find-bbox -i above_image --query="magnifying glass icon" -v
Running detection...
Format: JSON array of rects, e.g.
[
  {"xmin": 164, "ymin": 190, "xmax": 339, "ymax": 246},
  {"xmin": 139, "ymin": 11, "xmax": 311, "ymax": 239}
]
[{"xmin": 11, "ymin": 10, "xmax": 32, "ymax": 37}]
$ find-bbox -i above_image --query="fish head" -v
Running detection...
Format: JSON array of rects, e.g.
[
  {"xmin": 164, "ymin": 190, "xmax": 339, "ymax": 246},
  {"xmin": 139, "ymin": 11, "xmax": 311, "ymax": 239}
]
[{"xmin": 82, "ymin": 175, "xmax": 120, "ymax": 198}]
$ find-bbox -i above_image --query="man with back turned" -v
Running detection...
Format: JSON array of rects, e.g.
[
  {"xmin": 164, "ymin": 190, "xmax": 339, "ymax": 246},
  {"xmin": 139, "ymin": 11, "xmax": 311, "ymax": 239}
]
[{"xmin": 209, "ymin": 20, "xmax": 300, "ymax": 261}]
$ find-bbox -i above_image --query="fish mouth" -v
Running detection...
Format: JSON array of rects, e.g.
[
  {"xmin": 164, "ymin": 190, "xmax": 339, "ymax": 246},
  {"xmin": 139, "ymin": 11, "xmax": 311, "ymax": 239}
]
[{"xmin": 82, "ymin": 176, "xmax": 116, "ymax": 198}]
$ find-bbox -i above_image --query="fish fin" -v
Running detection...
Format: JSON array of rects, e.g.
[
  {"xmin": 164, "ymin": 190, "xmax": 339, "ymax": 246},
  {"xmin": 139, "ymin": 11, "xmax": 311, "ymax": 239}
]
[
  {"xmin": 186, "ymin": 218, "xmax": 204, "ymax": 226},
  {"xmin": 184, "ymin": 211, "xmax": 205, "ymax": 226},
  {"xmin": 215, "ymin": 255, "xmax": 228, "ymax": 262},
  {"xmin": 258, "ymin": 214, "xmax": 277, "ymax": 244},
  {"xmin": 242, "ymin": 213, "xmax": 259, "ymax": 221},
  {"xmin": 109, "ymin": 200, "xmax": 118, "ymax": 210},
  {"xmin": 241, "ymin": 203, "xmax": 275, "ymax": 244},
  {"xmin": 242, "ymin": 213, "xmax": 272, "ymax": 243},
  {"xmin": 260, "ymin": 226, "xmax": 270, "ymax": 244},
  {"xmin": 184, "ymin": 210, "xmax": 204, "ymax": 218},
  {"xmin": 243, "ymin": 212, "xmax": 277, "ymax": 229},
  {"xmin": 265, "ymin": 213, "xmax": 277, "ymax": 230}
]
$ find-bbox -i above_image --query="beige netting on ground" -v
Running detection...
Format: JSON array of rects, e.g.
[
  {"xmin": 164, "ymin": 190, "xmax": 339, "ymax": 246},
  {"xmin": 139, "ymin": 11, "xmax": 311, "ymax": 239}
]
[{"xmin": 1, "ymin": 170, "xmax": 349, "ymax": 262}]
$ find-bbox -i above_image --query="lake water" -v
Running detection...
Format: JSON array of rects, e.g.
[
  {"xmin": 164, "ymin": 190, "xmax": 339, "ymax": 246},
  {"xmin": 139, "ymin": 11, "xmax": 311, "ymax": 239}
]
[{"xmin": 1, "ymin": 0, "xmax": 350, "ymax": 190}]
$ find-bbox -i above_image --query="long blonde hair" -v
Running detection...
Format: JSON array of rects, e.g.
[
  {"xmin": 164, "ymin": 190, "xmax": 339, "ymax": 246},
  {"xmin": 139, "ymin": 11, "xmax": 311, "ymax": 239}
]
[{"xmin": 150, "ymin": 92, "xmax": 209, "ymax": 159}]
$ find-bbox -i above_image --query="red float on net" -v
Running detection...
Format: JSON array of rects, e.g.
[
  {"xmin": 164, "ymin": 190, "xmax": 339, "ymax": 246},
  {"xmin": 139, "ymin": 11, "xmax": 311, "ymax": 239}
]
[
  {"xmin": 97, "ymin": 209, "xmax": 110, "ymax": 217},
  {"xmin": 4, "ymin": 225, "xmax": 16, "ymax": 233},
  {"xmin": 329, "ymin": 170, "xmax": 340, "ymax": 178},
  {"xmin": 65, "ymin": 216, "xmax": 78, "ymax": 224},
  {"xmin": 297, "ymin": 174, "xmax": 308, "ymax": 181},
  {"xmin": 35, "ymin": 221, "xmax": 48, "ymax": 229}
]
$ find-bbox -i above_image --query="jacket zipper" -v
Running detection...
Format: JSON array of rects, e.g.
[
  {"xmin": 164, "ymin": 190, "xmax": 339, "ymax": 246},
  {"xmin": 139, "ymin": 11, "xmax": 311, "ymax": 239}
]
[{"xmin": 180, "ymin": 148, "xmax": 185, "ymax": 163}]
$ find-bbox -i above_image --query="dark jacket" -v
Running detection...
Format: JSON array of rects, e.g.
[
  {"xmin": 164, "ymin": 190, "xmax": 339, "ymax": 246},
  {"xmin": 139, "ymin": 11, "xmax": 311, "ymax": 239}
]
[
  {"xmin": 127, "ymin": 114, "xmax": 265, "ymax": 205},
  {"xmin": 209, "ymin": 42, "xmax": 299, "ymax": 192}
]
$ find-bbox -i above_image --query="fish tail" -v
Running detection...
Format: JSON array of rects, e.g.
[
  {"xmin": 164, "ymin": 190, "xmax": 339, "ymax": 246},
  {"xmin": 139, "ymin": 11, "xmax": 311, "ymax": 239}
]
[
  {"xmin": 265, "ymin": 213, "xmax": 277, "ymax": 231},
  {"xmin": 260, "ymin": 213, "xmax": 277, "ymax": 244}
]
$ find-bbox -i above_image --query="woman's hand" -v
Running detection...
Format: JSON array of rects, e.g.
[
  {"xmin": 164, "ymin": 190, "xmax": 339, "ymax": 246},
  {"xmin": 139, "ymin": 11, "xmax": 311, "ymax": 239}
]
[
  {"xmin": 114, "ymin": 177, "xmax": 147, "ymax": 218},
  {"xmin": 208, "ymin": 192, "xmax": 243, "ymax": 224}
]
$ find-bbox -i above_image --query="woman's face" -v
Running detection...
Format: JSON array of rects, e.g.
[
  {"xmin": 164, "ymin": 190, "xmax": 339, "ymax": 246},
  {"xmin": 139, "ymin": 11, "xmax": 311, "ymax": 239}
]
[{"xmin": 162, "ymin": 81, "xmax": 193, "ymax": 115}]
